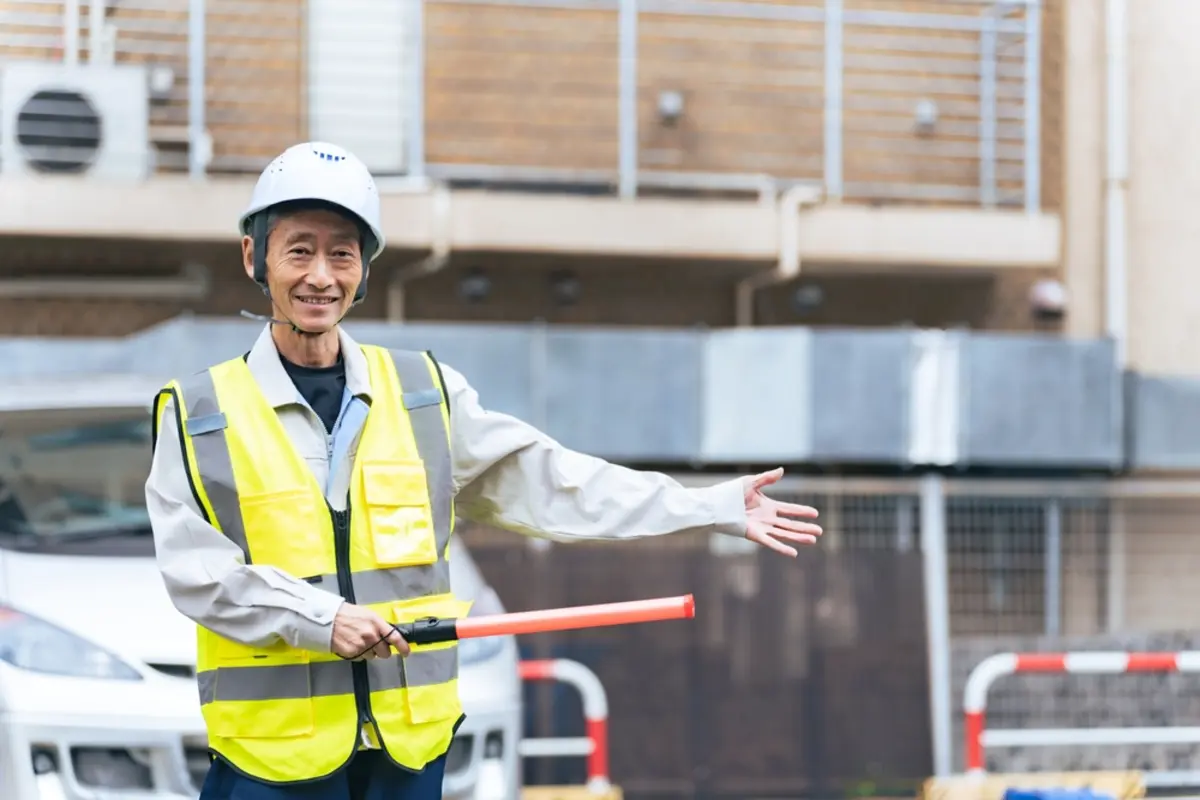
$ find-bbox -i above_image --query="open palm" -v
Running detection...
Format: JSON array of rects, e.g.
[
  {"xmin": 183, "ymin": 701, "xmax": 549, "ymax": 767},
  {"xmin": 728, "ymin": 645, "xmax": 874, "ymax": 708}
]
[{"xmin": 741, "ymin": 468, "xmax": 823, "ymax": 557}]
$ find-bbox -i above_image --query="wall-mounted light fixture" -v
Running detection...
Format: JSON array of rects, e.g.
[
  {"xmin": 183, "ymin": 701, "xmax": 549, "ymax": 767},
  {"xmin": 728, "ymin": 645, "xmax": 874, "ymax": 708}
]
[
  {"xmin": 549, "ymin": 270, "xmax": 581, "ymax": 307},
  {"xmin": 657, "ymin": 89, "xmax": 685, "ymax": 126},
  {"xmin": 458, "ymin": 267, "xmax": 491, "ymax": 304},
  {"xmin": 914, "ymin": 99, "xmax": 938, "ymax": 136}
]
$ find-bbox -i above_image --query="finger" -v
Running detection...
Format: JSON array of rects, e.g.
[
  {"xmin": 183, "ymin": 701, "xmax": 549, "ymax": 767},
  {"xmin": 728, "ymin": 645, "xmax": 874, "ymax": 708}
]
[
  {"xmin": 747, "ymin": 529, "xmax": 798, "ymax": 558},
  {"xmin": 359, "ymin": 632, "xmax": 383, "ymax": 659},
  {"xmin": 373, "ymin": 639, "xmax": 393, "ymax": 660},
  {"xmin": 771, "ymin": 516, "xmax": 823, "ymax": 537},
  {"xmin": 385, "ymin": 628, "xmax": 411, "ymax": 656},
  {"xmin": 750, "ymin": 467, "xmax": 784, "ymax": 491},
  {"xmin": 769, "ymin": 528, "xmax": 819, "ymax": 546},
  {"xmin": 773, "ymin": 500, "xmax": 819, "ymax": 518}
]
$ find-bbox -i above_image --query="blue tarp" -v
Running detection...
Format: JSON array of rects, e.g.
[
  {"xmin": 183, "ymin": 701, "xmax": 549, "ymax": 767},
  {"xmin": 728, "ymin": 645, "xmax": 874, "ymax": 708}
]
[{"xmin": 1004, "ymin": 789, "xmax": 1117, "ymax": 800}]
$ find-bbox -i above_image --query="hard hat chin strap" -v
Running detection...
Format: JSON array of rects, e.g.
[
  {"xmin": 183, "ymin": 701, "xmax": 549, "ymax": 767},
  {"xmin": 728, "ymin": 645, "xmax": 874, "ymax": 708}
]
[{"xmin": 238, "ymin": 308, "xmax": 326, "ymax": 337}]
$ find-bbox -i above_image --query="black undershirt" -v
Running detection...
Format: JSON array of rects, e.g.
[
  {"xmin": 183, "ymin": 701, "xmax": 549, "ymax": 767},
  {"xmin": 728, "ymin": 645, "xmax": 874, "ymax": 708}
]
[{"xmin": 281, "ymin": 354, "xmax": 346, "ymax": 434}]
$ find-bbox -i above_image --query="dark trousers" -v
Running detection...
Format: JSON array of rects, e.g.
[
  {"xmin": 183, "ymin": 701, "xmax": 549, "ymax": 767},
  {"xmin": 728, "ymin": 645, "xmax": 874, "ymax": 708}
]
[{"xmin": 198, "ymin": 752, "xmax": 447, "ymax": 800}]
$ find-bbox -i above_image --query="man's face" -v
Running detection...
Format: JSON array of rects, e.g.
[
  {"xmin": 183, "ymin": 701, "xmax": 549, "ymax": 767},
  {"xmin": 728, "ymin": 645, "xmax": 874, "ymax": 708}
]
[{"xmin": 242, "ymin": 207, "xmax": 364, "ymax": 333}]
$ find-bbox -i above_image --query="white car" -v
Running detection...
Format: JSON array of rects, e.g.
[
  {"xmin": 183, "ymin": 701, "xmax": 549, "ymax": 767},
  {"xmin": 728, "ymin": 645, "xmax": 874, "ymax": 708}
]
[{"xmin": 0, "ymin": 380, "xmax": 523, "ymax": 800}]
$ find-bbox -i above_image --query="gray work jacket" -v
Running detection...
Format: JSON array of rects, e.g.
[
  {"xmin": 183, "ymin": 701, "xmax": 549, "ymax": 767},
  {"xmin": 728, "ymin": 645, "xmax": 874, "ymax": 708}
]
[{"xmin": 145, "ymin": 324, "xmax": 747, "ymax": 655}]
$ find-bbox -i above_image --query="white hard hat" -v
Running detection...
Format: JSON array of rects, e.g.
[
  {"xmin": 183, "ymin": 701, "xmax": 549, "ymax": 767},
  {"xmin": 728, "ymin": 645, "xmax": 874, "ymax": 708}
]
[{"xmin": 239, "ymin": 141, "xmax": 386, "ymax": 264}]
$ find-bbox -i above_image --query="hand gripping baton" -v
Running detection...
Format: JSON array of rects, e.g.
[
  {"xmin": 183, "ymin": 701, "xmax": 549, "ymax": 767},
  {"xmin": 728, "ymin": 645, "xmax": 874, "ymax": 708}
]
[{"xmin": 395, "ymin": 594, "xmax": 696, "ymax": 646}]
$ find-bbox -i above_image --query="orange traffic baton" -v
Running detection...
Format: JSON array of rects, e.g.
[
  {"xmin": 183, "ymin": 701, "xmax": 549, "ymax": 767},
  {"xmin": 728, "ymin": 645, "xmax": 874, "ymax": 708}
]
[{"xmin": 395, "ymin": 594, "xmax": 696, "ymax": 645}]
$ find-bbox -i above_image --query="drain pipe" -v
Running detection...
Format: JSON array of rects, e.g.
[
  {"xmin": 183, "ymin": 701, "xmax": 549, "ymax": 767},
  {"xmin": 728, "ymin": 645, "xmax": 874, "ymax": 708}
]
[
  {"xmin": 1102, "ymin": 0, "xmax": 1130, "ymax": 637},
  {"xmin": 734, "ymin": 183, "xmax": 823, "ymax": 326},
  {"xmin": 386, "ymin": 183, "xmax": 453, "ymax": 322},
  {"xmin": 1104, "ymin": 0, "xmax": 1128, "ymax": 367}
]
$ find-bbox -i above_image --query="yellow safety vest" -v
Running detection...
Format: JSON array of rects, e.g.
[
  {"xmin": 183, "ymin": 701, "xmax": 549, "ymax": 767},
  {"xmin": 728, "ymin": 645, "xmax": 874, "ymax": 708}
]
[{"xmin": 152, "ymin": 345, "xmax": 470, "ymax": 784}]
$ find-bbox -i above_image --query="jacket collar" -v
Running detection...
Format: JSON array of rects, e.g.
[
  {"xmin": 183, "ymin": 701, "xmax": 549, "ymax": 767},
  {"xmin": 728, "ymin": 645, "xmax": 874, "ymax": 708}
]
[{"xmin": 245, "ymin": 324, "xmax": 373, "ymax": 409}]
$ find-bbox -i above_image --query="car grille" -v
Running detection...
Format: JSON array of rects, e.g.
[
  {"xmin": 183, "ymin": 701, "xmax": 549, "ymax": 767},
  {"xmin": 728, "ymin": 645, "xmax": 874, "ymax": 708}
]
[
  {"xmin": 70, "ymin": 747, "xmax": 154, "ymax": 790},
  {"xmin": 445, "ymin": 734, "xmax": 473, "ymax": 776},
  {"xmin": 182, "ymin": 737, "xmax": 212, "ymax": 791}
]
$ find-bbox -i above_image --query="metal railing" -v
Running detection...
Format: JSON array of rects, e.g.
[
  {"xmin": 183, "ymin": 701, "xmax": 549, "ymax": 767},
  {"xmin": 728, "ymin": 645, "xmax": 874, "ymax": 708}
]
[{"xmin": 0, "ymin": 0, "xmax": 1046, "ymax": 209}]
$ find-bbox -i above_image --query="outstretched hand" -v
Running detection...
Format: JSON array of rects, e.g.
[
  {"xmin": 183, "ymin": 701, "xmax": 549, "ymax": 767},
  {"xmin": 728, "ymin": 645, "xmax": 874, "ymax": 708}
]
[{"xmin": 741, "ymin": 468, "xmax": 822, "ymax": 557}]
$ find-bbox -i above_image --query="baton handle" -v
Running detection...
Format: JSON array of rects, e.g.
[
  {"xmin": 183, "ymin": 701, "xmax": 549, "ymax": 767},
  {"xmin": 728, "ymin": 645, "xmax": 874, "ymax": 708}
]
[{"xmin": 396, "ymin": 594, "xmax": 696, "ymax": 646}]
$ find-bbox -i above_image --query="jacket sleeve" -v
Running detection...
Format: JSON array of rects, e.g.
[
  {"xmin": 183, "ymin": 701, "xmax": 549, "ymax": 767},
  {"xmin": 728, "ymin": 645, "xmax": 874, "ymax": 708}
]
[
  {"xmin": 441, "ymin": 363, "xmax": 747, "ymax": 542},
  {"xmin": 145, "ymin": 394, "xmax": 344, "ymax": 651}
]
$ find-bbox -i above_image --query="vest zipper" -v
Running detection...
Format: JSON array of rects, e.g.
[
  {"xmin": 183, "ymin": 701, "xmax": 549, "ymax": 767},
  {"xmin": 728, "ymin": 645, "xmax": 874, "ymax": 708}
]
[{"xmin": 329, "ymin": 503, "xmax": 379, "ymax": 742}]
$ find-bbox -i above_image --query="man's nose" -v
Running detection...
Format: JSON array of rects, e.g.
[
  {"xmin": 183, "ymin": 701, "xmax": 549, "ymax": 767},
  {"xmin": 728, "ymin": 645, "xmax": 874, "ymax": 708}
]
[{"xmin": 306, "ymin": 256, "xmax": 334, "ymax": 288}]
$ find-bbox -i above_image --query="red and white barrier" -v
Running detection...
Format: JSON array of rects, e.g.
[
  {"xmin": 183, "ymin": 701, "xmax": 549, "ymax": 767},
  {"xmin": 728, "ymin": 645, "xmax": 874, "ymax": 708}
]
[
  {"xmin": 518, "ymin": 659, "xmax": 611, "ymax": 794},
  {"xmin": 964, "ymin": 651, "xmax": 1200, "ymax": 784}
]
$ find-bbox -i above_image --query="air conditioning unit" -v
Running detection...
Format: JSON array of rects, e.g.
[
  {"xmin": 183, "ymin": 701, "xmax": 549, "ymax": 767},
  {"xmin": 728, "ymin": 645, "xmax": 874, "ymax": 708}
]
[{"xmin": 0, "ymin": 62, "xmax": 151, "ymax": 180}]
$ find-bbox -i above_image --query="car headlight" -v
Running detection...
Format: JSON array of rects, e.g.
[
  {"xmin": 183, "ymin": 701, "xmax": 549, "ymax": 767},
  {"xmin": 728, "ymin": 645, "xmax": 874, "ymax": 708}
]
[
  {"xmin": 0, "ymin": 605, "xmax": 143, "ymax": 681},
  {"xmin": 458, "ymin": 636, "xmax": 504, "ymax": 667}
]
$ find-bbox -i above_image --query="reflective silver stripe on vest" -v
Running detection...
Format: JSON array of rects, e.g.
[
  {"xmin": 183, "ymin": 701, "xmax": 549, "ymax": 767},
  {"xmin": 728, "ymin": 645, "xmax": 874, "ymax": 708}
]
[
  {"xmin": 388, "ymin": 349, "xmax": 453, "ymax": 567},
  {"xmin": 178, "ymin": 370, "xmax": 251, "ymax": 560},
  {"xmin": 196, "ymin": 648, "xmax": 459, "ymax": 705},
  {"xmin": 309, "ymin": 566, "xmax": 450, "ymax": 608},
  {"xmin": 344, "ymin": 350, "xmax": 455, "ymax": 609}
]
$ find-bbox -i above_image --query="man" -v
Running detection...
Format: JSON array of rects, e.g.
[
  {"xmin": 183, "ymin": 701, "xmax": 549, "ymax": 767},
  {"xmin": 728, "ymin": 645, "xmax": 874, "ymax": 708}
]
[{"xmin": 146, "ymin": 141, "xmax": 822, "ymax": 800}]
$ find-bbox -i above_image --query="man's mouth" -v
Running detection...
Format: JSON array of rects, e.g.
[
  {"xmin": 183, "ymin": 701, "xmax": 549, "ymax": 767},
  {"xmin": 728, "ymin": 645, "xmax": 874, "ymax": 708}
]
[{"xmin": 297, "ymin": 296, "xmax": 338, "ymax": 306}]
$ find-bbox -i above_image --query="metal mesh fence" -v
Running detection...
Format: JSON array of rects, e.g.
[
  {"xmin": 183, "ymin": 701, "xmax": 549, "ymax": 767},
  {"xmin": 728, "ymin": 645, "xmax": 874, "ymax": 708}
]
[
  {"xmin": 480, "ymin": 475, "xmax": 1200, "ymax": 786},
  {"xmin": 460, "ymin": 479, "xmax": 933, "ymax": 798},
  {"xmin": 942, "ymin": 482, "xmax": 1200, "ymax": 779}
]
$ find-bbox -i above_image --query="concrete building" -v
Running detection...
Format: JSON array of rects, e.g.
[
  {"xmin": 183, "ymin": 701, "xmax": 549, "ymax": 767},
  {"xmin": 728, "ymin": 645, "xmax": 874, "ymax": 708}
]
[{"xmin": 0, "ymin": 0, "xmax": 1062, "ymax": 337}]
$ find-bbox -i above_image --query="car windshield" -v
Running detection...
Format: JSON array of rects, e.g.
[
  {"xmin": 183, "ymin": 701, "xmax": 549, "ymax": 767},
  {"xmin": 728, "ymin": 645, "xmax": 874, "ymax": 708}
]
[
  {"xmin": 0, "ymin": 413, "xmax": 153, "ymax": 545},
  {"xmin": 0, "ymin": 408, "xmax": 490, "ymax": 590}
]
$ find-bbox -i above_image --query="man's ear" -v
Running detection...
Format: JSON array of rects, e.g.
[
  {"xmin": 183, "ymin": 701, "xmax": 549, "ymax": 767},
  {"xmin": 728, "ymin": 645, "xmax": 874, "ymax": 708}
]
[{"xmin": 241, "ymin": 235, "xmax": 255, "ymax": 280}]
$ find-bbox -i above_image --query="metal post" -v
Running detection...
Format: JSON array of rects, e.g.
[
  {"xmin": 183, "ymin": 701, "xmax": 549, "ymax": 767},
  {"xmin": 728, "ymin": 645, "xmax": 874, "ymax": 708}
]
[
  {"xmin": 187, "ymin": 0, "xmax": 207, "ymax": 180},
  {"xmin": 979, "ymin": 5, "xmax": 998, "ymax": 208},
  {"xmin": 1106, "ymin": 512, "xmax": 1127, "ymax": 633},
  {"xmin": 406, "ymin": 0, "xmax": 427, "ymax": 178},
  {"xmin": 617, "ymin": 0, "xmax": 638, "ymax": 199},
  {"xmin": 920, "ymin": 473, "xmax": 953, "ymax": 777},
  {"xmin": 88, "ymin": 0, "xmax": 105, "ymax": 64},
  {"xmin": 530, "ymin": 319, "xmax": 549, "ymax": 432},
  {"xmin": 1104, "ymin": 0, "xmax": 1129, "ymax": 368},
  {"xmin": 896, "ymin": 496, "xmax": 915, "ymax": 552},
  {"xmin": 1044, "ymin": 498, "xmax": 1062, "ymax": 636},
  {"xmin": 823, "ymin": 0, "xmax": 843, "ymax": 200},
  {"xmin": 63, "ymin": 0, "xmax": 80, "ymax": 65},
  {"xmin": 1023, "ymin": 0, "xmax": 1042, "ymax": 211}
]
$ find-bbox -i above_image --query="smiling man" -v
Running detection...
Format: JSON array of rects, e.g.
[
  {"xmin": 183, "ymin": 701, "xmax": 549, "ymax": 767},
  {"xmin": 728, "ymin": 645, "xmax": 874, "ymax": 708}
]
[{"xmin": 145, "ymin": 141, "xmax": 823, "ymax": 800}]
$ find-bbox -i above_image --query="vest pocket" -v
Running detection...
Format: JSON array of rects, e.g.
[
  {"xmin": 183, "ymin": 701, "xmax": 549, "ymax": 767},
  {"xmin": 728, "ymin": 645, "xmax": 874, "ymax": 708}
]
[
  {"xmin": 239, "ymin": 489, "xmax": 330, "ymax": 579},
  {"xmin": 214, "ymin": 635, "xmax": 312, "ymax": 666},
  {"xmin": 362, "ymin": 461, "xmax": 438, "ymax": 568},
  {"xmin": 206, "ymin": 639, "xmax": 316, "ymax": 739},
  {"xmin": 388, "ymin": 595, "xmax": 472, "ymax": 724},
  {"xmin": 206, "ymin": 693, "xmax": 316, "ymax": 739},
  {"xmin": 404, "ymin": 679, "xmax": 462, "ymax": 725}
]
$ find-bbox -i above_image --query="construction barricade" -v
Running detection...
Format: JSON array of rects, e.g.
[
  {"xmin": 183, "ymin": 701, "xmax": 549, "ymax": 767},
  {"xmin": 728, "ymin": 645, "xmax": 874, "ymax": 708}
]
[{"xmin": 518, "ymin": 658, "xmax": 621, "ymax": 800}]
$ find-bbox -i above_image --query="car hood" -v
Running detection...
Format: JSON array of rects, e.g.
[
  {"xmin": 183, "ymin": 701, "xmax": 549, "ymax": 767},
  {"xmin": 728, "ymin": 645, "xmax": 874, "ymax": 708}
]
[{"xmin": 0, "ymin": 550, "xmax": 196, "ymax": 668}]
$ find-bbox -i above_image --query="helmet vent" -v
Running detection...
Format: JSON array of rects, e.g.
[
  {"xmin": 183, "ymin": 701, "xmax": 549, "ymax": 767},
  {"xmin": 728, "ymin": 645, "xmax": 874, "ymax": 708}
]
[{"xmin": 311, "ymin": 146, "xmax": 345, "ymax": 162}]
